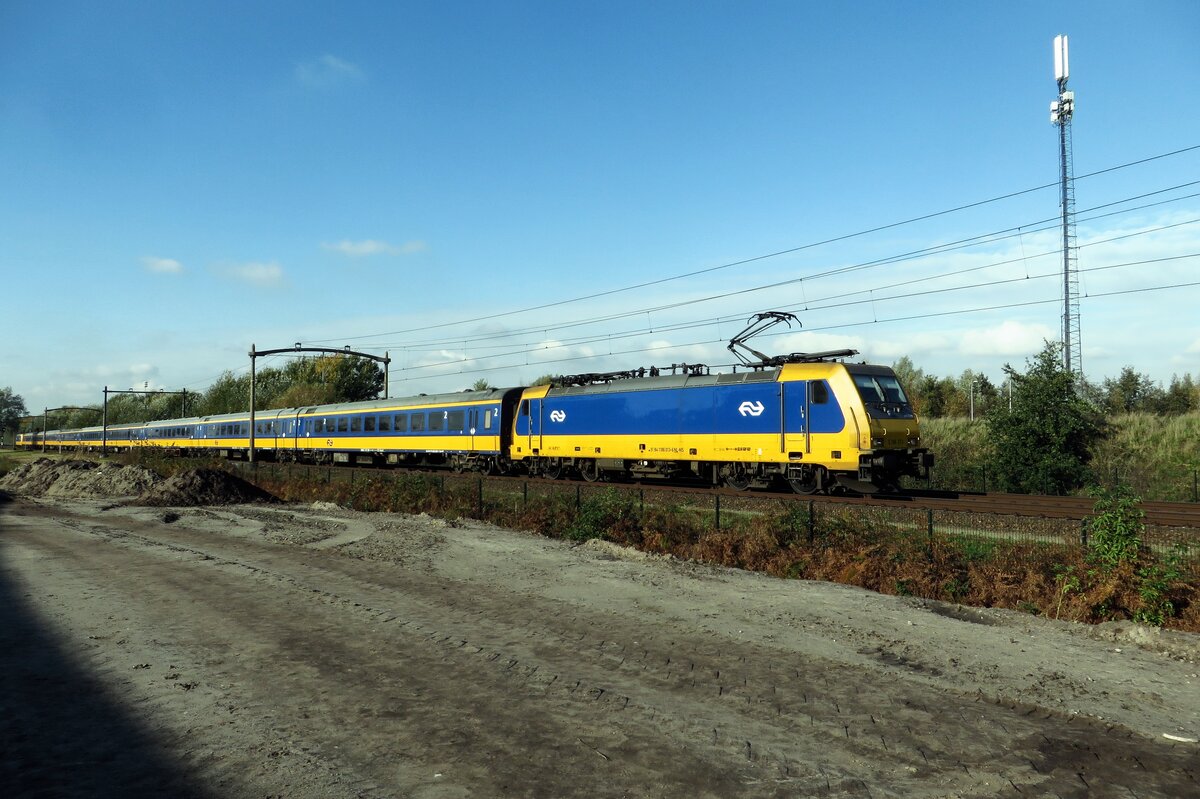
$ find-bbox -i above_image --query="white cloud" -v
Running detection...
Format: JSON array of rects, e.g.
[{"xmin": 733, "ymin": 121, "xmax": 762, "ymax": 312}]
[
  {"xmin": 142, "ymin": 256, "xmax": 183, "ymax": 274},
  {"xmin": 958, "ymin": 320, "xmax": 1055, "ymax": 357},
  {"xmin": 223, "ymin": 261, "xmax": 285, "ymax": 287},
  {"xmin": 867, "ymin": 332, "xmax": 953, "ymax": 361},
  {"xmin": 295, "ymin": 54, "xmax": 365, "ymax": 88},
  {"xmin": 322, "ymin": 239, "xmax": 427, "ymax": 257}
]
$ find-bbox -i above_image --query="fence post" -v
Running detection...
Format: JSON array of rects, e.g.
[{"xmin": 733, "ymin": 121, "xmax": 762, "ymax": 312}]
[
  {"xmin": 477, "ymin": 477, "xmax": 483, "ymax": 515},
  {"xmin": 640, "ymin": 489, "xmax": 644, "ymax": 515},
  {"xmin": 927, "ymin": 508, "xmax": 935, "ymax": 556},
  {"xmin": 523, "ymin": 480, "xmax": 528, "ymax": 509},
  {"xmin": 576, "ymin": 484, "xmax": 581, "ymax": 510},
  {"xmin": 1080, "ymin": 518, "xmax": 1089, "ymax": 548},
  {"xmin": 807, "ymin": 499, "xmax": 815, "ymax": 545},
  {"xmin": 1193, "ymin": 469, "xmax": 1197, "ymax": 503},
  {"xmin": 715, "ymin": 494, "xmax": 721, "ymax": 531}
]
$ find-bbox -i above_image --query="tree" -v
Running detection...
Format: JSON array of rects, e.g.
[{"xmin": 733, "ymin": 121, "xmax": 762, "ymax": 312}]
[
  {"xmin": 914, "ymin": 374, "xmax": 957, "ymax": 417},
  {"xmin": 199, "ymin": 371, "xmax": 250, "ymax": 415},
  {"xmin": 956, "ymin": 370, "xmax": 998, "ymax": 419},
  {"xmin": 1150, "ymin": 373, "xmax": 1198, "ymax": 415},
  {"xmin": 1, "ymin": 387, "xmax": 28, "ymax": 440},
  {"xmin": 307, "ymin": 355, "xmax": 384, "ymax": 403},
  {"xmin": 1101, "ymin": 367, "xmax": 1161, "ymax": 414},
  {"xmin": 471, "ymin": 378, "xmax": 493, "ymax": 391},
  {"xmin": 986, "ymin": 342, "xmax": 1105, "ymax": 495},
  {"xmin": 891, "ymin": 357, "xmax": 930, "ymax": 414}
]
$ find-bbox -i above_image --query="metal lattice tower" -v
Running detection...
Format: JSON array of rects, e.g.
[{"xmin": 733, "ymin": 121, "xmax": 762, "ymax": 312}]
[{"xmin": 1051, "ymin": 34, "xmax": 1083, "ymax": 381}]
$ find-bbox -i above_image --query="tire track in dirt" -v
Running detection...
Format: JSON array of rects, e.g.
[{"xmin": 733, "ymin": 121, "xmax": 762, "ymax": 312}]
[{"xmin": 5, "ymin": 500, "xmax": 1198, "ymax": 798}]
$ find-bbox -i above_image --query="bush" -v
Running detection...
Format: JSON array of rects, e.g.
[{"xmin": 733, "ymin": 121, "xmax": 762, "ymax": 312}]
[
  {"xmin": 567, "ymin": 489, "xmax": 639, "ymax": 542},
  {"xmin": 1087, "ymin": 485, "xmax": 1144, "ymax": 571}
]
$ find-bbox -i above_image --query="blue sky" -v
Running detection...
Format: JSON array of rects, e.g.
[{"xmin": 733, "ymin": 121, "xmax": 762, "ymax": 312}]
[{"xmin": 3, "ymin": 1, "xmax": 1199, "ymax": 412}]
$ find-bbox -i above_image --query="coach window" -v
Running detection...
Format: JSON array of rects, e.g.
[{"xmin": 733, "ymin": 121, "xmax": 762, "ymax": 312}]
[
  {"xmin": 378, "ymin": 415, "xmax": 390, "ymax": 432},
  {"xmin": 410, "ymin": 413, "xmax": 426, "ymax": 432},
  {"xmin": 394, "ymin": 414, "xmax": 408, "ymax": 433},
  {"xmin": 484, "ymin": 409, "xmax": 493, "ymax": 429},
  {"xmin": 429, "ymin": 411, "xmax": 445, "ymax": 432},
  {"xmin": 338, "ymin": 417, "xmax": 349, "ymax": 433},
  {"xmin": 447, "ymin": 410, "xmax": 464, "ymax": 432},
  {"xmin": 364, "ymin": 416, "xmax": 375, "ymax": 433},
  {"xmin": 351, "ymin": 416, "xmax": 362, "ymax": 433}
]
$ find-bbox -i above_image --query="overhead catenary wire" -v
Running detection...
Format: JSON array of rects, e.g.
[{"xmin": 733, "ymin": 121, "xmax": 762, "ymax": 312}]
[
  {"xmin": 391, "ymin": 250, "xmax": 1200, "ymax": 377},
  {"xmin": 388, "ymin": 277, "xmax": 1200, "ymax": 385},
  {"xmin": 307, "ymin": 144, "xmax": 1200, "ymax": 347},
  {"xmin": 367, "ymin": 182, "xmax": 1200, "ymax": 354},
  {"xmin": 381, "ymin": 211, "xmax": 1200, "ymax": 358}
]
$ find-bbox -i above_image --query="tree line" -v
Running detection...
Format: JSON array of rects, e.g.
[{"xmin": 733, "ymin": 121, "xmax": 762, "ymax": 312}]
[
  {"xmin": 5, "ymin": 355, "xmax": 385, "ymax": 434},
  {"xmin": 892, "ymin": 357, "xmax": 1200, "ymax": 419}
]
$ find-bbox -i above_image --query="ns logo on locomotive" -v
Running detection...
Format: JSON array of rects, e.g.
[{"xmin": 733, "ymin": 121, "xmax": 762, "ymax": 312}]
[{"xmin": 17, "ymin": 313, "xmax": 933, "ymax": 494}]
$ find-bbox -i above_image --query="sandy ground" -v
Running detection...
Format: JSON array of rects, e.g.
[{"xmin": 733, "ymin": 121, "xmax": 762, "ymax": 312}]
[{"xmin": 1, "ymin": 490, "xmax": 1198, "ymax": 798}]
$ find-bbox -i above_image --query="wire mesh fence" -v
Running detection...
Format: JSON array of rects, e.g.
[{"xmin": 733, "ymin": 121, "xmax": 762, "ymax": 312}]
[
  {"xmin": 236, "ymin": 461, "xmax": 1200, "ymax": 579},
  {"xmin": 912, "ymin": 461, "xmax": 1200, "ymax": 502}
]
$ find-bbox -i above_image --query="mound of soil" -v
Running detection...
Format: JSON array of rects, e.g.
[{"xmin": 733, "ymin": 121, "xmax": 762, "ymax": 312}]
[
  {"xmin": 134, "ymin": 469, "xmax": 277, "ymax": 507},
  {"xmin": 0, "ymin": 459, "xmax": 163, "ymax": 499}
]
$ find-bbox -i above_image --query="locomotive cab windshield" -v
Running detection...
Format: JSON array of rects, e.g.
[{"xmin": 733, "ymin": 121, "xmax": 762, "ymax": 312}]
[{"xmin": 848, "ymin": 367, "xmax": 915, "ymax": 420}]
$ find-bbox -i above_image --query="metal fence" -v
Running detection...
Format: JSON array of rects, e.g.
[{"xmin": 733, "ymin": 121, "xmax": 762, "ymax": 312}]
[
  {"xmin": 234, "ymin": 461, "xmax": 1200, "ymax": 577},
  {"xmin": 914, "ymin": 461, "xmax": 1200, "ymax": 502}
]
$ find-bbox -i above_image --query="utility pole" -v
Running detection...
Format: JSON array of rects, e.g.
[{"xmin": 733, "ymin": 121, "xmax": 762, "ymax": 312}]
[{"xmin": 1051, "ymin": 34, "xmax": 1083, "ymax": 383}]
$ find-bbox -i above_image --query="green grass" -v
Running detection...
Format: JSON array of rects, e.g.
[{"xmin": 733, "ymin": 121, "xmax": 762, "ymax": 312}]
[{"xmin": 919, "ymin": 412, "xmax": 1200, "ymax": 500}]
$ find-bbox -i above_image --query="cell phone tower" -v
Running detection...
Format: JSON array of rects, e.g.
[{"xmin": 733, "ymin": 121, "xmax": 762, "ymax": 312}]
[{"xmin": 1050, "ymin": 34, "xmax": 1083, "ymax": 381}]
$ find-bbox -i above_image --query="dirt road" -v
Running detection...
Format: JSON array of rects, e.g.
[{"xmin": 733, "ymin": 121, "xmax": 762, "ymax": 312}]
[{"xmin": 1, "ymin": 492, "xmax": 1197, "ymax": 797}]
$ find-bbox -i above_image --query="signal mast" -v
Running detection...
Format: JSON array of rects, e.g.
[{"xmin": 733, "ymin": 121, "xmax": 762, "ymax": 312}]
[{"xmin": 1050, "ymin": 34, "xmax": 1083, "ymax": 382}]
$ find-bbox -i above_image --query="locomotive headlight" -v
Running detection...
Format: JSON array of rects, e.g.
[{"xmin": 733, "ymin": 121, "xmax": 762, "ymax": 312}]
[
  {"xmin": 871, "ymin": 437, "xmax": 885, "ymax": 448},
  {"xmin": 908, "ymin": 436, "xmax": 920, "ymax": 446}
]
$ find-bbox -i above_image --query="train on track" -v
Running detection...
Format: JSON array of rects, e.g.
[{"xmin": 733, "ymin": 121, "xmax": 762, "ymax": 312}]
[{"xmin": 16, "ymin": 316, "xmax": 934, "ymax": 494}]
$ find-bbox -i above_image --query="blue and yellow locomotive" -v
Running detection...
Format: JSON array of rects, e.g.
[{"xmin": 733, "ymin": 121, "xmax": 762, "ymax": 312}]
[{"xmin": 510, "ymin": 357, "xmax": 930, "ymax": 493}]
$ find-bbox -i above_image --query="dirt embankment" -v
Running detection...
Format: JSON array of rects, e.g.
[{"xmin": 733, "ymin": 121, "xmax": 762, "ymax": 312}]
[
  {"xmin": 1, "ymin": 458, "xmax": 162, "ymax": 499},
  {"xmin": 0, "ymin": 458, "xmax": 270, "ymax": 506}
]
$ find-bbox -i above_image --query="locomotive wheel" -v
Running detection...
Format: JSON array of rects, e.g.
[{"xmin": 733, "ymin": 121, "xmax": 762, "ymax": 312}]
[
  {"xmin": 723, "ymin": 465, "xmax": 753, "ymax": 491},
  {"xmin": 542, "ymin": 458, "xmax": 564, "ymax": 480},
  {"xmin": 579, "ymin": 459, "xmax": 601, "ymax": 482},
  {"xmin": 787, "ymin": 465, "xmax": 824, "ymax": 495}
]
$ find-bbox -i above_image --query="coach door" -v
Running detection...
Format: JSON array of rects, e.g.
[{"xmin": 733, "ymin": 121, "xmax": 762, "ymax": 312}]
[
  {"xmin": 520, "ymin": 398, "xmax": 543, "ymax": 454},
  {"xmin": 782, "ymin": 381, "xmax": 809, "ymax": 456}
]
